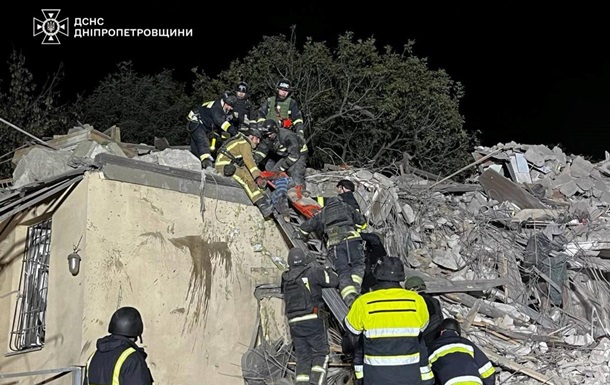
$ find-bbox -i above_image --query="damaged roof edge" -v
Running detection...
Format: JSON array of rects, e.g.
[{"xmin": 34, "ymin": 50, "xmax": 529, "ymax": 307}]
[
  {"xmin": 93, "ymin": 153, "xmax": 252, "ymax": 205},
  {"xmin": 0, "ymin": 153, "xmax": 253, "ymax": 222}
]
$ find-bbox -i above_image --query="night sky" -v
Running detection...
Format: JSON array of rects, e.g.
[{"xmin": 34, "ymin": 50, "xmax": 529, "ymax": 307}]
[{"xmin": 2, "ymin": 3, "xmax": 609, "ymax": 161}]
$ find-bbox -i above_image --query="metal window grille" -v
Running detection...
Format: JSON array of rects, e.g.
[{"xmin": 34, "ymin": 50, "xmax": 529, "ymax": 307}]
[{"xmin": 9, "ymin": 218, "xmax": 52, "ymax": 352}]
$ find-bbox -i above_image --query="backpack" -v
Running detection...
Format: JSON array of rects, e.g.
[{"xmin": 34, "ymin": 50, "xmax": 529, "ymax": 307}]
[{"xmin": 283, "ymin": 268, "xmax": 314, "ymax": 319}]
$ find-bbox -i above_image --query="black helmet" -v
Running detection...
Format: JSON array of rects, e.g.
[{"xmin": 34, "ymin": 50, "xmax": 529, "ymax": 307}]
[
  {"xmin": 287, "ymin": 248, "xmax": 306, "ymax": 267},
  {"xmin": 222, "ymin": 91, "xmax": 237, "ymax": 107},
  {"xmin": 260, "ymin": 119, "xmax": 278, "ymax": 137},
  {"xmin": 373, "ymin": 256, "xmax": 405, "ymax": 282},
  {"xmin": 440, "ymin": 318, "xmax": 461, "ymax": 336},
  {"xmin": 247, "ymin": 128, "xmax": 262, "ymax": 139},
  {"xmin": 277, "ymin": 79, "xmax": 291, "ymax": 91},
  {"xmin": 337, "ymin": 179, "xmax": 355, "ymax": 192},
  {"xmin": 236, "ymin": 81, "xmax": 248, "ymax": 94},
  {"xmin": 108, "ymin": 306, "xmax": 144, "ymax": 339}
]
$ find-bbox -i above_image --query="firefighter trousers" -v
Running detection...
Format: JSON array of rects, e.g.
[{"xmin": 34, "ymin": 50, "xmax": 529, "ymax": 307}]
[
  {"xmin": 330, "ymin": 239, "xmax": 365, "ymax": 302},
  {"xmin": 290, "ymin": 318, "xmax": 330, "ymax": 385},
  {"xmin": 188, "ymin": 122, "xmax": 212, "ymax": 161},
  {"xmin": 215, "ymin": 164, "xmax": 264, "ymax": 204}
]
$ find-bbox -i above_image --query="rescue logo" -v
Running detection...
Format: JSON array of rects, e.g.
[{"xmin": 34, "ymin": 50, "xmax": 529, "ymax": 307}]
[{"xmin": 33, "ymin": 9, "xmax": 69, "ymax": 45}]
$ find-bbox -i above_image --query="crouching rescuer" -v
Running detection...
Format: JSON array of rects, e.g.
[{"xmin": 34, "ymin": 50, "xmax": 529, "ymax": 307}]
[
  {"xmin": 215, "ymin": 128, "xmax": 273, "ymax": 218},
  {"xmin": 282, "ymin": 248, "xmax": 339, "ymax": 385}
]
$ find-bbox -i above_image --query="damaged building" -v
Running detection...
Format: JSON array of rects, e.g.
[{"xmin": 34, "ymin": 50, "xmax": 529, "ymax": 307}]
[
  {"xmin": 2, "ymin": 124, "xmax": 610, "ymax": 385},
  {"xmin": 0, "ymin": 125, "xmax": 290, "ymax": 384}
]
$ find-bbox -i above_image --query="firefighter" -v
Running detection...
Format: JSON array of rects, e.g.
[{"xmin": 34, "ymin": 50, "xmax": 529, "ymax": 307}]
[
  {"xmin": 281, "ymin": 247, "xmax": 339, "ymax": 385},
  {"xmin": 332, "ymin": 179, "xmax": 388, "ymax": 292},
  {"xmin": 85, "ymin": 306, "xmax": 154, "ymax": 385},
  {"xmin": 215, "ymin": 127, "xmax": 273, "ymax": 218},
  {"xmin": 345, "ymin": 256, "xmax": 433, "ymax": 385},
  {"xmin": 428, "ymin": 318, "xmax": 496, "ymax": 385},
  {"xmin": 231, "ymin": 81, "xmax": 256, "ymax": 130},
  {"xmin": 187, "ymin": 91, "xmax": 239, "ymax": 169},
  {"xmin": 257, "ymin": 78, "xmax": 305, "ymax": 140},
  {"xmin": 404, "ymin": 275, "xmax": 444, "ymax": 348},
  {"xmin": 256, "ymin": 118, "xmax": 309, "ymax": 192},
  {"xmin": 298, "ymin": 193, "xmax": 366, "ymax": 307}
]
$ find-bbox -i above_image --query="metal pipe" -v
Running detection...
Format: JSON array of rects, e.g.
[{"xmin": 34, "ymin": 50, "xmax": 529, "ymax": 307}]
[{"xmin": 0, "ymin": 117, "xmax": 57, "ymax": 149}]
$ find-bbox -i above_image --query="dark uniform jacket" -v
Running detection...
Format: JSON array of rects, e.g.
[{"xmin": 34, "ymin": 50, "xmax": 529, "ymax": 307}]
[
  {"xmin": 421, "ymin": 294, "xmax": 444, "ymax": 348},
  {"xmin": 428, "ymin": 331, "xmax": 496, "ymax": 385},
  {"xmin": 281, "ymin": 264, "xmax": 339, "ymax": 320},
  {"xmin": 300, "ymin": 196, "xmax": 366, "ymax": 246},
  {"xmin": 188, "ymin": 99, "xmax": 236, "ymax": 136},
  {"xmin": 85, "ymin": 335, "xmax": 153, "ymax": 385},
  {"xmin": 231, "ymin": 97, "xmax": 256, "ymax": 128},
  {"xmin": 254, "ymin": 127, "xmax": 307, "ymax": 172}
]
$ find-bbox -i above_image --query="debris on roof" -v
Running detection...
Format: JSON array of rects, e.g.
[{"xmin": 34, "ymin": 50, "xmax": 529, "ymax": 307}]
[{"xmin": 5, "ymin": 121, "xmax": 610, "ymax": 384}]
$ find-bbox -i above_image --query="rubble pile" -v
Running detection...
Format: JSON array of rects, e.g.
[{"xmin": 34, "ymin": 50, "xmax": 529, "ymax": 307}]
[
  {"xmin": 8, "ymin": 121, "xmax": 610, "ymax": 384},
  {"xmin": 306, "ymin": 142, "xmax": 610, "ymax": 385}
]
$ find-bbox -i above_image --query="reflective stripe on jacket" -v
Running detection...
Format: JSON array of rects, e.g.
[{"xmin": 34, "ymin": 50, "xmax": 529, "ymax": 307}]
[
  {"xmin": 428, "ymin": 331, "xmax": 496, "ymax": 385},
  {"xmin": 345, "ymin": 287, "xmax": 430, "ymax": 384}
]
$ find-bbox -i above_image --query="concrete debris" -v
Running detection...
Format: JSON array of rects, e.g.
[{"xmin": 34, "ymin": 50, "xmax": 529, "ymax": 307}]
[
  {"xmin": 305, "ymin": 141, "xmax": 610, "ymax": 385},
  {"xmin": 8, "ymin": 125, "xmax": 200, "ymax": 190},
  {"xmin": 7, "ymin": 123, "xmax": 610, "ymax": 384},
  {"xmin": 138, "ymin": 148, "xmax": 201, "ymax": 172},
  {"xmin": 12, "ymin": 147, "xmax": 73, "ymax": 188}
]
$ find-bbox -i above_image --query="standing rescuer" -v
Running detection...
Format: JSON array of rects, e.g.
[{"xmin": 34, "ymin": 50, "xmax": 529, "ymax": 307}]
[
  {"xmin": 187, "ymin": 91, "xmax": 239, "ymax": 169},
  {"xmin": 282, "ymin": 248, "xmax": 339, "ymax": 385},
  {"xmin": 257, "ymin": 78, "xmax": 305, "ymax": 140},
  {"xmin": 85, "ymin": 306, "xmax": 154, "ymax": 385},
  {"xmin": 345, "ymin": 256, "xmax": 433, "ymax": 385},
  {"xmin": 298, "ymin": 194, "xmax": 367, "ymax": 307}
]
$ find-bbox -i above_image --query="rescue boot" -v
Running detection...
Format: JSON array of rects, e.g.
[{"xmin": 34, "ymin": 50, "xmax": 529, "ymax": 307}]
[
  {"xmin": 255, "ymin": 197, "xmax": 274, "ymax": 218},
  {"xmin": 201, "ymin": 159, "xmax": 214, "ymax": 170}
]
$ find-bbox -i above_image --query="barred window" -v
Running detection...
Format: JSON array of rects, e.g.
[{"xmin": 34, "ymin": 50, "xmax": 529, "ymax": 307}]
[{"xmin": 9, "ymin": 218, "xmax": 52, "ymax": 352}]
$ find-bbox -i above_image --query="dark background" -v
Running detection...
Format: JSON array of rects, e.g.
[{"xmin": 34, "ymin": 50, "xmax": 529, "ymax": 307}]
[{"xmin": 2, "ymin": 3, "xmax": 609, "ymax": 160}]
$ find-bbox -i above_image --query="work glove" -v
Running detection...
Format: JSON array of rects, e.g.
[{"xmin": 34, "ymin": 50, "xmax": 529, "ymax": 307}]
[
  {"xmin": 228, "ymin": 125, "xmax": 238, "ymax": 136},
  {"xmin": 255, "ymin": 176, "xmax": 267, "ymax": 189}
]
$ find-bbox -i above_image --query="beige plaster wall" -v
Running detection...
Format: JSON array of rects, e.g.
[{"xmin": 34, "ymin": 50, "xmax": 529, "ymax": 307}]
[
  {"xmin": 0, "ymin": 178, "xmax": 89, "ymax": 384},
  {"xmin": 80, "ymin": 173, "xmax": 288, "ymax": 384}
]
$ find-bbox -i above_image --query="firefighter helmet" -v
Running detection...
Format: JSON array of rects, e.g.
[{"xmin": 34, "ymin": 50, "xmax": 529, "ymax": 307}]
[
  {"xmin": 247, "ymin": 128, "xmax": 262, "ymax": 139},
  {"xmin": 260, "ymin": 119, "xmax": 279, "ymax": 137},
  {"xmin": 404, "ymin": 276, "xmax": 427, "ymax": 292},
  {"xmin": 336, "ymin": 179, "xmax": 355, "ymax": 192},
  {"xmin": 222, "ymin": 91, "xmax": 237, "ymax": 107},
  {"xmin": 373, "ymin": 256, "xmax": 405, "ymax": 282},
  {"xmin": 277, "ymin": 79, "xmax": 291, "ymax": 91},
  {"xmin": 236, "ymin": 81, "xmax": 248, "ymax": 94},
  {"xmin": 108, "ymin": 306, "xmax": 144, "ymax": 339},
  {"xmin": 440, "ymin": 318, "xmax": 461, "ymax": 336},
  {"xmin": 288, "ymin": 248, "xmax": 306, "ymax": 267}
]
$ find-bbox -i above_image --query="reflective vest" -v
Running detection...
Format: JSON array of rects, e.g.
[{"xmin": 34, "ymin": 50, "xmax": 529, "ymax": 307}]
[
  {"xmin": 345, "ymin": 287, "xmax": 431, "ymax": 384},
  {"xmin": 86, "ymin": 347, "xmax": 136, "ymax": 385},
  {"xmin": 264, "ymin": 96, "xmax": 293, "ymax": 123}
]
